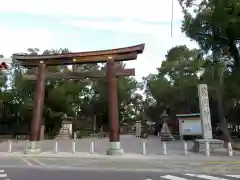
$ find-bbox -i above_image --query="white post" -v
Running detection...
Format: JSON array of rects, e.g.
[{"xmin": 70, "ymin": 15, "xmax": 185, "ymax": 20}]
[
  {"xmin": 8, "ymin": 140, "xmax": 12, "ymax": 153},
  {"xmin": 228, "ymin": 142, "xmax": 233, "ymax": 157},
  {"xmin": 90, "ymin": 141, "xmax": 94, "ymax": 154},
  {"xmin": 93, "ymin": 115, "xmax": 96, "ymax": 137},
  {"xmin": 163, "ymin": 141, "xmax": 167, "ymax": 155},
  {"xmin": 205, "ymin": 141, "xmax": 210, "ymax": 156},
  {"xmin": 74, "ymin": 132, "xmax": 77, "ymax": 140},
  {"xmin": 184, "ymin": 141, "xmax": 188, "ymax": 155},
  {"xmin": 72, "ymin": 139, "xmax": 76, "ymax": 153},
  {"xmin": 157, "ymin": 132, "xmax": 160, "ymax": 137},
  {"xmin": 141, "ymin": 140, "xmax": 146, "ymax": 155},
  {"xmin": 54, "ymin": 140, "xmax": 58, "ymax": 153}
]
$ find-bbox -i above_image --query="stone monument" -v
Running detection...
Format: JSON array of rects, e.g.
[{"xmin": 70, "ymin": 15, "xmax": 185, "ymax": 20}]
[
  {"xmin": 198, "ymin": 84, "xmax": 213, "ymax": 139},
  {"xmin": 192, "ymin": 84, "xmax": 223, "ymax": 152}
]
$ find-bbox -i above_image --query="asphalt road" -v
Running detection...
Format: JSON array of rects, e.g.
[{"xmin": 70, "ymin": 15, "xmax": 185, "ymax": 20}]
[
  {"xmin": 0, "ymin": 157, "xmax": 239, "ymax": 180},
  {"xmin": 0, "ymin": 167, "xmax": 240, "ymax": 180},
  {"xmin": 1, "ymin": 156, "xmax": 240, "ymax": 173},
  {"xmin": 0, "ymin": 157, "xmax": 240, "ymax": 179}
]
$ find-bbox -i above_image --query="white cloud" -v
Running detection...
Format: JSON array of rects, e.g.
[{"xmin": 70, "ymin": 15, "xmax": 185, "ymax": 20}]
[
  {"xmin": 0, "ymin": 23, "xmax": 198, "ymax": 80},
  {"xmin": 0, "ymin": 0, "xmax": 183, "ymax": 22},
  {"xmin": 0, "ymin": 0, "xmax": 199, "ymax": 80},
  {"xmin": 64, "ymin": 20, "xmax": 172, "ymax": 34},
  {"xmin": 53, "ymin": 0, "xmax": 197, "ymax": 79},
  {"xmin": 126, "ymin": 28, "xmax": 198, "ymax": 80},
  {"xmin": 64, "ymin": 19, "xmax": 198, "ymax": 79},
  {"xmin": 0, "ymin": 26, "xmax": 63, "ymax": 56}
]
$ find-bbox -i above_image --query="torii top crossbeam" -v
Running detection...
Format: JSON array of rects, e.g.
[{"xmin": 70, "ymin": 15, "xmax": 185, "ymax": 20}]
[{"xmin": 13, "ymin": 44, "xmax": 145, "ymax": 67}]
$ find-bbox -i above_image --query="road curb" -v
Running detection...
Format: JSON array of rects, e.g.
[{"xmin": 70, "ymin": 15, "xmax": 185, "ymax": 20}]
[{"xmin": 0, "ymin": 152, "xmax": 239, "ymax": 162}]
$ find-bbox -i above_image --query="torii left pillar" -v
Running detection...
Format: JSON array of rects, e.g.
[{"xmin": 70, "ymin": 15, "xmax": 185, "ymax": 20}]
[
  {"xmin": 25, "ymin": 61, "xmax": 46, "ymax": 154},
  {"xmin": 106, "ymin": 60, "xmax": 124, "ymax": 155}
]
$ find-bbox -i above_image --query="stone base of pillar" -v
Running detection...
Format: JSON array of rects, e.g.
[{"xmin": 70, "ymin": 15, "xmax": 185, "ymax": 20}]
[
  {"xmin": 24, "ymin": 141, "xmax": 41, "ymax": 154},
  {"xmin": 106, "ymin": 141, "xmax": 124, "ymax": 155}
]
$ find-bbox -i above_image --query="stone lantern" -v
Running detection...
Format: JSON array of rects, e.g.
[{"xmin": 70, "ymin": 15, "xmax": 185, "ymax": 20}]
[
  {"xmin": 56, "ymin": 113, "xmax": 73, "ymax": 140},
  {"xmin": 160, "ymin": 110, "xmax": 174, "ymax": 141}
]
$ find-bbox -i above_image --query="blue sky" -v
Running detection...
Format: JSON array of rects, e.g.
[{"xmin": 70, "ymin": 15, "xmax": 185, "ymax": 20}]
[{"xmin": 0, "ymin": 0, "xmax": 198, "ymax": 80}]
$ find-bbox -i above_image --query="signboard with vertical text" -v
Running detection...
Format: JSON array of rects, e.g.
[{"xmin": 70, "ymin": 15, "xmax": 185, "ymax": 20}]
[{"xmin": 198, "ymin": 84, "xmax": 213, "ymax": 139}]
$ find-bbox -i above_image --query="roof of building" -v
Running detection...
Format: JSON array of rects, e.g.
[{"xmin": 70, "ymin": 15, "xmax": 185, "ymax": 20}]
[{"xmin": 176, "ymin": 113, "xmax": 200, "ymax": 117}]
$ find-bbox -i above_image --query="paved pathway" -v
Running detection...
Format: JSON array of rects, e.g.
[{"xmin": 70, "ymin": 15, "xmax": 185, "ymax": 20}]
[
  {"xmin": 2, "ymin": 135, "xmax": 187, "ymax": 154},
  {"xmin": 0, "ymin": 135, "xmax": 237, "ymax": 157}
]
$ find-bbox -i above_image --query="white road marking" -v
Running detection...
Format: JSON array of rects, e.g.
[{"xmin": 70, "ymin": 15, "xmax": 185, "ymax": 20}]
[
  {"xmin": 185, "ymin": 174, "xmax": 230, "ymax": 180},
  {"xmin": 30, "ymin": 158, "xmax": 47, "ymax": 167},
  {"xmin": 21, "ymin": 157, "xmax": 33, "ymax": 166},
  {"xmin": 226, "ymin": 175, "xmax": 240, "ymax": 178},
  {"xmin": 161, "ymin": 175, "xmax": 189, "ymax": 180},
  {"xmin": 0, "ymin": 174, "xmax": 7, "ymax": 178},
  {"xmin": 0, "ymin": 169, "xmax": 9, "ymax": 179},
  {"xmin": 54, "ymin": 160, "xmax": 102, "ymax": 168}
]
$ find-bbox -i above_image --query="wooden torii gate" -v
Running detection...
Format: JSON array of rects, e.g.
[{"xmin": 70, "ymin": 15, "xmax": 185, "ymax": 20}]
[
  {"xmin": 13, "ymin": 44, "xmax": 144, "ymax": 155},
  {"xmin": 24, "ymin": 66, "xmax": 135, "ymax": 141}
]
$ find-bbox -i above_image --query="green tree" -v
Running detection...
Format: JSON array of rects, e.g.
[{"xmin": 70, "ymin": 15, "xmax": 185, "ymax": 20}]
[
  {"xmin": 177, "ymin": 0, "xmax": 240, "ymax": 141},
  {"xmin": 142, "ymin": 46, "xmax": 204, "ymax": 127},
  {"xmin": 179, "ymin": 0, "xmax": 240, "ymax": 67}
]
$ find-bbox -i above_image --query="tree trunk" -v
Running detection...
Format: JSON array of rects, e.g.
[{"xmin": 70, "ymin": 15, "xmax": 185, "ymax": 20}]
[
  {"xmin": 212, "ymin": 24, "xmax": 232, "ymax": 143},
  {"xmin": 215, "ymin": 65, "xmax": 232, "ymax": 142}
]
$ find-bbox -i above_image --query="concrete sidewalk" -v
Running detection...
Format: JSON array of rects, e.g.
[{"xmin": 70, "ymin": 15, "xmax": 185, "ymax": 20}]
[
  {"xmin": 0, "ymin": 151, "xmax": 240, "ymax": 162},
  {"xmin": 1, "ymin": 136, "xmax": 239, "ymax": 162}
]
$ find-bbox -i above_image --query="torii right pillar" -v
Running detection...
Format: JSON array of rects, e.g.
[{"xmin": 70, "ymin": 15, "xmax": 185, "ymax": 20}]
[{"xmin": 106, "ymin": 60, "xmax": 123, "ymax": 155}]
